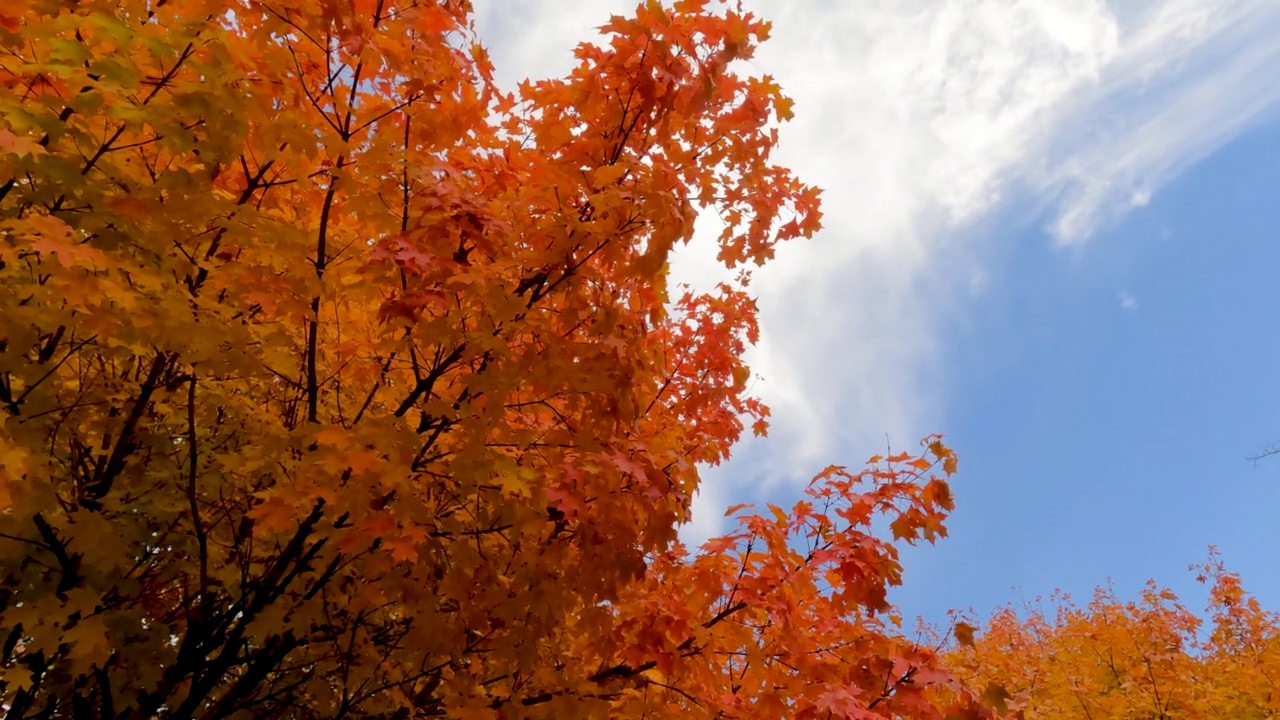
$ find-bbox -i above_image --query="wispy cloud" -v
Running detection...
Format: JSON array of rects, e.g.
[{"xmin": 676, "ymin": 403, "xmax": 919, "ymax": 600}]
[
  {"xmin": 472, "ymin": 1, "xmax": 1280, "ymax": 543},
  {"xmin": 1118, "ymin": 290, "xmax": 1139, "ymax": 311},
  {"xmin": 1030, "ymin": 1, "xmax": 1280, "ymax": 243}
]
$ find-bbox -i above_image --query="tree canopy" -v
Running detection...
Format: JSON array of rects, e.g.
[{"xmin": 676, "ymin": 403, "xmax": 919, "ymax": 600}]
[
  {"xmin": 945, "ymin": 553, "xmax": 1280, "ymax": 719},
  {"xmin": 0, "ymin": 1, "xmax": 989, "ymax": 718}
]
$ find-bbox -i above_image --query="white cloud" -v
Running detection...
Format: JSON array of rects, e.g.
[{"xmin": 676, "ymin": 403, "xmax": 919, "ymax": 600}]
[
  {"xmin": 1033, "ymin": 1, "xmax": 1280, "ymax": 243},
  {"xmin": 1118, "ymin": 290, "xmax": 1139, "ymax": 311},
  {"xmin": 471, "ymin": 1, "xmax": 633, "ymax": 87},
  {"xmin": 472, "ymin": 1, "xmax": 1280, "ymax": 544}
]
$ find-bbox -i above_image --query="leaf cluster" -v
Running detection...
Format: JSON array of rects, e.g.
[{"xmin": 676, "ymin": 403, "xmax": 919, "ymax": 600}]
[{"xmin": 0, "ymin": 1, "xmax": 984, "ymax": 719}]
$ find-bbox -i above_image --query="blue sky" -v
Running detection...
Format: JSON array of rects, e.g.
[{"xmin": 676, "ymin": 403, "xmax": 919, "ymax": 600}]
[
  {"xmin": 893, "ymin": 116, "xmax": 1280, "ymax": 623},
  {"xmin": 473, "ymin": 1, "xmax": 1280, "ymax": 626}
]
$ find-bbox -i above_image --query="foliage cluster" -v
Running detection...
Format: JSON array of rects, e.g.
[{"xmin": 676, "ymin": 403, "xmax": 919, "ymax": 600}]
[
  {"xmin": 0, "ymin": 0, "xmax": 990, "ymax": 718},
  {"xmin": 4, "ymin": 1, "xmax": 1272, "ymax": 719},
  {"xmin": 946, "ymin": 553, "xmax": 1280, "ymax": 719}
]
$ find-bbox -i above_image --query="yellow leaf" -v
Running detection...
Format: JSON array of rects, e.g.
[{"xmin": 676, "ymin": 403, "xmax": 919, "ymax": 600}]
[
  {"xmin": 65, "ymin": 615, "xmax": 112, "ymax": 673},
  {"xmin": 4, "ymin": 666, "xmax": 32, "ymax": 692},
  {"xmin": 981, "ymin": 682, "xmax": 1011, "ymax": 714},
  {"xmin": 592, "ymin": 164, "xmax": 628, "ymax": 188},
  {"xmin": 315, "ymin": 426, "xmax": 350, "ymax": 447}
]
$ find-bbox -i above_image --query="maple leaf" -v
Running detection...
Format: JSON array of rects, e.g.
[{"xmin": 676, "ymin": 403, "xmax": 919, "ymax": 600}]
[
  {"xmin": 908, "ymin": 457, "xmax": 932, "ymax": 471},
  {"xmin": 246, "ymin": 494, "xmax": 298, "ymax": 535},
  {"xmin": 0, "ymin": 128, "xmax": 44, "ymax": 158},
  {"xmin": 105, "ymin": 194, "xmax": 152, "ymax": 219},
  {"xmin": 65, "ymin": 615, "xmax": 113, "ymax": 675},
  {"xmin": 3, "ymin": 667, "xmax": 33, "ymax": 694},
  {"xmin": 980, "ymin": 683, "xmax": 1011, "ymax": 714},
  {"xmin": 592, "ymin": 164, "xmax": 629, "ymax": 188}
]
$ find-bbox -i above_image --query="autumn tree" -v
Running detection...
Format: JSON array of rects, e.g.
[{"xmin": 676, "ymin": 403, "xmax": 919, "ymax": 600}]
[
  {"xmin": 943, "ymin": 552, "xmax": 1280, "ymax": 719},
  {"xmin": 0, "ymin": 0, "xmax": 988, "ymax": 717}
]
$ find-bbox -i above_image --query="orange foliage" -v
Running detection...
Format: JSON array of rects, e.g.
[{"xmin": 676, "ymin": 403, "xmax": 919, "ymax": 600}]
[
  {"xmin": 0, "ymin": 1, "xmax": 985, "ymax": 718},
  {"xmin": 944, "ymin": 552, "xmax": 1280, "ymax": 719}
]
